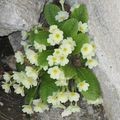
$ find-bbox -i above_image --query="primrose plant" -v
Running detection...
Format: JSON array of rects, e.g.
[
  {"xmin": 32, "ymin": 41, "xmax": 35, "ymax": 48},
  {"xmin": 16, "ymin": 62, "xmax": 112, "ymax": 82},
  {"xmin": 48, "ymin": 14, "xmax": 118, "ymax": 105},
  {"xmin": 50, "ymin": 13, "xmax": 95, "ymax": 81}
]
[{"xmin": 2, "ymin": 0, "xmax": 103, "ymax": 117}]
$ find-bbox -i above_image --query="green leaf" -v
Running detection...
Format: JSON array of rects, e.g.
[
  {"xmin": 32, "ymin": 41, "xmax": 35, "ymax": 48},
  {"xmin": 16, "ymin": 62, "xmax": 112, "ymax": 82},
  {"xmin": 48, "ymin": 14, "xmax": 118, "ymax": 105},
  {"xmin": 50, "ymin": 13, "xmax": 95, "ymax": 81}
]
[
  {"xmin": 16, "ymin": 63, "xmax": 25, "ymax": 72},
  {"xmin": 44, "ymin": 4, "xmax": 61, "ymax": 25},
  {"xmin": 71, "ymin": 4, "xmax": 89, "ymax": 23},
  {"xmin": 38, "ymin": 50, "xmax": 52, "ymax": 67},
  {"xmin": 29, "ymin": 31, "xmax": 49, "ymax": 46},
  {"xmin": 73, "ymin": 33, "xmax": 89, "ymax": 55},
  {"xmin": 39, "ymin": 73, "xmax": 58, "ymax": 103},
  {"xmin": 61, "ymin": 63, "xmax": 77, "ymax": 79},
  {"xmin": 25, "ymin": 87, "xmax": 36, "ymax": 104},
  {"xmin": 60, "ymin": 18, "xmax": 78, "ymax": 37},
  {"xmin": 76, "ymin": 67, "xmax": 101, "ymax": 100},
  {"xmin": 28, "ymin": 30, "xmax": 35, "ymax": 44}
]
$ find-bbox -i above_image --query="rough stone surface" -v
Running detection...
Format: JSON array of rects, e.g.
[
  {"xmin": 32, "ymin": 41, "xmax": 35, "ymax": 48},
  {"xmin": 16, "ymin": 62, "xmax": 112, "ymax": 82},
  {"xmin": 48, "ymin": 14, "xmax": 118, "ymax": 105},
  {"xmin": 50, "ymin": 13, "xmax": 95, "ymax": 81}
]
[
  {"xmin": 0, "ymin": 0, "xmax": 45, "ymax": 36},
  {"xmin": 8, "ymin": 32, "xmax": 22, "ymax": 52}
]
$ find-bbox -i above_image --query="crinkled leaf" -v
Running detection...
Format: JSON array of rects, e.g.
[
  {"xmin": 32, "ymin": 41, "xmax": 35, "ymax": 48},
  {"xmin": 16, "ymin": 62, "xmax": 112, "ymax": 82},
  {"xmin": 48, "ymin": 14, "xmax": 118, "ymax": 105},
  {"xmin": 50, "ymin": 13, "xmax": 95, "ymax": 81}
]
[
  {"xmin": 76, "ymin": 67, "xmax": 101, "ymax": 100},
  {"xmin": 60, "ymin": 18, "xmax": 78, "ymax": 37},
  {"xmin": 25, "ymin": 87, "xmax": 36, "ymax": 104},
  {"xmin": 73, "ymin": 33, "xmax": 89, "ymax": 55},
  {"xmin": 38, "ymin": 50, "xmax": 52, "ymax": 67},
  {"xmin": 61, "ymin": 63, "xmax": 77, "ymax": 79},
  {"xmin": 44, "ymin": 4, "xmax": 60, "ymax": 25},
  {"xmin": 16, "ymin": 63, "xmax": 25, "ymax": 72},
  {"xmin": 29, "ymin": 31, "xmax": 49, "ymax": 46},
  {"xmin": 39, "ymin": 73, "xmax": 58, "ymax": 103},
  {"xmin": 70, "ymin": 4, "xmax": 89, "ymax": 23}
]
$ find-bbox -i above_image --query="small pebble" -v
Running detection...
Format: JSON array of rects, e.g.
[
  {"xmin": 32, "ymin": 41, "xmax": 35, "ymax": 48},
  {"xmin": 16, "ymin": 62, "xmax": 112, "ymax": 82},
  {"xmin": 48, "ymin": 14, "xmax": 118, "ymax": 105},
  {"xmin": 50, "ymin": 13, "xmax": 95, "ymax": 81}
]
[
  {"xmin": 0, "ymin": 102, "xmax": 4, "ymax": 106},
  {"xmin": 8, "ymin": 107, "xmax": 11, "ymax": 111}
]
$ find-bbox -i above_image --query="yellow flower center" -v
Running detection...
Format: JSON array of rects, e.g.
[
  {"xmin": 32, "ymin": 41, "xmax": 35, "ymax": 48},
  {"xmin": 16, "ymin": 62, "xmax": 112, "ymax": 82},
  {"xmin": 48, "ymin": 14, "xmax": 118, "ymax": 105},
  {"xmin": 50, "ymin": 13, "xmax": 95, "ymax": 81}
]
[
  {"xmin": 83, "ymin": 47, "xmax": 88, "ymax": 52},
  {"xmin": 52, "ymin": 57, "xmax": 57, "ymax": 62},
  {"xmin": 55, "ymin": 34, "xmax": 60, "ymax": 39},
  {"xmin": 79, "ymin": 82, "xmax": 85, "ymax": 87},
  {"xmin": 80, "ymin": 26, "xmax": 84, "ymax": 31},
  {"xmin": 88, "ymin": 59, "xmax": 93, "ymax": 64},
  {"xmin": 28, "ymin": 78, "xmax": 33, "ymax": 84},
  {"xmin": 63, "ymin": 48, "xmax": 67, "ymax": 52},
  {"xmin": 53, "ymin": 96, "xmax": 57, "ymax": 100},
  {"xmin": 71, "ymin": 92, "xmax": 75, "ymax": 96},
  {"xmin": 60, "ymin": 56, "xmax": 64, "ymax": 61},
  {"xmin": 53, "ymin": 69, "xmax": 58, "ymax": 75},
  {"xmin": 60, "ymin": 16, "xmax": 65, "ymax": 20},
  {"xmin": 55, "ymin": 51, "xmax": 60, "ymax": 55}
]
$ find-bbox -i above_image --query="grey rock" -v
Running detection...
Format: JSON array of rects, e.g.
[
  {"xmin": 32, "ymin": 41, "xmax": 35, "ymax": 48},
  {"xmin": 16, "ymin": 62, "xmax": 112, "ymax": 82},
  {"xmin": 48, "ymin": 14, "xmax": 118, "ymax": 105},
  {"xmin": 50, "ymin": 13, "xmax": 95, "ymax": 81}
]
[
  {"xmin": 0, "ymin": 0, "xmax": 45, "ymax": 36},
  {"xmin": 8, "ymin": 32, "xmax": 22, "ymax": 52}
]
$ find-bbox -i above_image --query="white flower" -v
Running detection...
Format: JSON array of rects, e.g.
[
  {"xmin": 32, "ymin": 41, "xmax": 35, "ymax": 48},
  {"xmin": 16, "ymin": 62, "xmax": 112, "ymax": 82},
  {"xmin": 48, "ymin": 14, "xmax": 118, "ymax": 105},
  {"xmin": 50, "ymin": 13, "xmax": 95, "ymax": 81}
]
[
  {"xmin": 53, "ymin": 49, "xmax": 62, "ymax": 56},
  {"xmin": 25, "ymin": 48, "xmax": 38, "ymax": 66},
  {"xmin": 34, "ymin": 41, "xmax": 46, "ymax": 52},
  {"xmin": 87, "ymin": 97, "xmax": 103, "ymax": 105},
  {"xmin": 81, "ymin": 43, "xmax": 95, "ymax": 59},
  {"xmin": 13, "ymin": 71, "xmax": 37, "ymax": 89},
  {"xmin": 33, "ymin": 99, "xmax": 41, "ymax": 105},
  {"xmin": 77, "ymin": 81, "xmax": 89, "ymax": 92},
  {"xmin": 53, "ymin": 103, "xmax": 66, "ymax": 109},
  {"xmin": 47, "ymin": 92, "xmax": 60, "ymax": 105},
  {"xmin": 57, "ymin": 92, "xmax": 69, "ymax": 103},
  {"xmin": 33, "ymin": 99, "xmax": 49, "ymax": 113},
  {"xmin": 21, "ymin": 31, "xmax": 28, "ymax": 40},
  {"xmin": 47, "ymin": 37, "xmax": 55, "ymax": 46},
  {"xmin": 68, "ymin": 92, "xmax": 80, "ymax": 102},
  {"xmin": 55, "ymin": 78, "xmax": 67, "ymax": 86},
  {"xmin": 13, "ymin": 71, "xmax": 24, "ymax": 83},
  {"xmin": 62, "ymin": 37, "xmax": 76, "ymax": 51},
  {"xmin": 58, "ymin": 55, "xmax": 69, "ymax": 66},
  {"xmin": 85, "ymin": 59, "xmax": 98, "ymax": 69},
  {"xmin": 48, "ymin": 29, "xmax": 63, "ymax": 45},
  {"xmin": 78, "ymin": 21, "xmax": 88, "ymax": 33},
  {"xmin": 25, "ymin": 66, "xmax": 38, "ymax": 80},
  {"xmin": 34, "ymin": 29, "xmax": 38, "ymax": 34},
  {"xmin": 47, "ymin": 55, "xmax": 59, "ymax": 66},
  {"xmin": 61, "ymin": 104, "xmax": 80, "ymax": 117},
  {"xmin": 55, "ymin": 71, "xmax": 67, "ymax": 86},
  {"xmin": 60, "ymin": 44, "xmax": 72, "ymax": 56},
  {"xmin": 3, "ymin": 72, "xmax": 11, "ymax": 82},
  {"xmin": 47, "ymin": 66, "xmax": 62, "ymax": 79},
  {"xmin": 2, "ymin": 82, "xmax": 11, "ymax": 93},
  {"xmin": 21, "ymin": 41, "xmax": 28, "ymax": 47},
  {"xmin": 49, "ymin": 25, "xmax": 58, "ymax": 33},
  {"xmin": 55, "ymin": 11, "xmax": 69, "ymax": 22},
  {"xmin": 22, "ymin": 77, "xmax": 37, "ymax": 89},
  {"xmin": 15, "ymin": 51, "xmax": 24, "ymax": 64},
  {"xmin": 70, "ymin": 4, "xmax": 80, "ymax": 12},
  {"xmin": 90, "ymin": 41, "xmax": 96, "ymax": 50},
  {"xmin": 22, "ymin": 105, "xmax": 33, "ymax": 114},
  {"xmin": 13, "ymin": 84, "xmax": 24, "ymax": 96},
  {"xmin": 69, "ymin": 105, "xmax": 80, "ymax": 113},
  {"xmin": 61, "ymin": 108, "xmax": 72, "ymax": 117}
]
